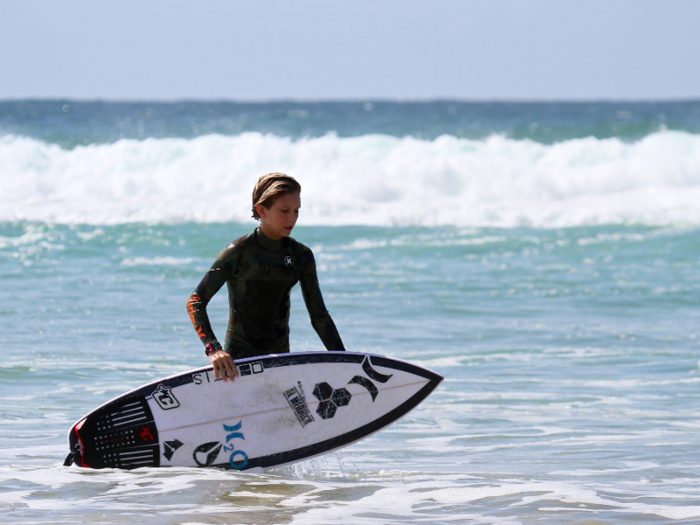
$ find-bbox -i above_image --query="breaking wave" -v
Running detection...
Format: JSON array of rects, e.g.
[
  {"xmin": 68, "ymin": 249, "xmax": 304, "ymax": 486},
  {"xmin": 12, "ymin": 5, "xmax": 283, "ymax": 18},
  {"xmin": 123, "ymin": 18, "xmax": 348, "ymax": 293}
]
[{"xmin": 1, "ymin": 130, "xmax": 700, "ymax": 227}]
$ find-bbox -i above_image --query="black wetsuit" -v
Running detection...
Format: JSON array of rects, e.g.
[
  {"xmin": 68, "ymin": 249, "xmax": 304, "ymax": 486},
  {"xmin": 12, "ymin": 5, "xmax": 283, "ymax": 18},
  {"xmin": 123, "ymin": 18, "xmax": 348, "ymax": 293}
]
[{"xmin": 187, "ymin": 228, "xmax": 345, "ymax": 359}]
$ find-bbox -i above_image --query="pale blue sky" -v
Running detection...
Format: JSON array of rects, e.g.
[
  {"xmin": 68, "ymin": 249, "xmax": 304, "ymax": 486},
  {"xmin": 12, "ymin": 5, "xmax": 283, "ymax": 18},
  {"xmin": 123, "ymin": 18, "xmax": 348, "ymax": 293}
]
[{"xmin": 1, "ymin": 0, "xmax": 698, "ymax": 100}]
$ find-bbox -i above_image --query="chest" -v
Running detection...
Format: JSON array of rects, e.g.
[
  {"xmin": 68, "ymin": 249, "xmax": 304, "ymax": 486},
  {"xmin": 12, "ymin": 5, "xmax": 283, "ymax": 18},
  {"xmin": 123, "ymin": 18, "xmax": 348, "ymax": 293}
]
[{"xmin": 236, "ymin": 250, "xmax": 302, "ymax": 283}]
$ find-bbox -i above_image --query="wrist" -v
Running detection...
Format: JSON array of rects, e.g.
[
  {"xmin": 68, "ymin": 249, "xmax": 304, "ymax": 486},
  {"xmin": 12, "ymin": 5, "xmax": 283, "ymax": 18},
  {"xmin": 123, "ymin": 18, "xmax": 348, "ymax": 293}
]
[{"xmin": 205, "ymin": 341, "xmax": 223, "ymax": 356}]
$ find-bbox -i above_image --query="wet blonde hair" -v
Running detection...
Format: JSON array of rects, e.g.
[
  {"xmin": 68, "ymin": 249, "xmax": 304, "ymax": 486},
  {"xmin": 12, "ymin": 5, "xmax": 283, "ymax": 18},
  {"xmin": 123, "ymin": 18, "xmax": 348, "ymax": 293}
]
[{"xmin": 251, "ymin": 173, "xmax": 302, "ymax": 220}]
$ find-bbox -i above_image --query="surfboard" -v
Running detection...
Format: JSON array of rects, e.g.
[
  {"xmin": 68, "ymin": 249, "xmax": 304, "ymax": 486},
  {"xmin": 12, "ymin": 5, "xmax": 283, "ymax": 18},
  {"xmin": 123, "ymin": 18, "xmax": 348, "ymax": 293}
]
[{"xmin": 64, "ymin": 351, "xmax": 443, "ymax": 470}]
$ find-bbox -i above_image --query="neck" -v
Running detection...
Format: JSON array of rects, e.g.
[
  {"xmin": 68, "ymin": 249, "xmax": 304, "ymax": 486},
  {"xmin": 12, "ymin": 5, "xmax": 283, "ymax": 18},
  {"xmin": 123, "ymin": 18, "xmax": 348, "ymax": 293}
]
[
  {"xmin": 259, "ymin": 224, "xmax": 282, "ymax": 241},
  {"xmin": 256, "ymin": 227, "xmax": 283, "ymax": 251}
]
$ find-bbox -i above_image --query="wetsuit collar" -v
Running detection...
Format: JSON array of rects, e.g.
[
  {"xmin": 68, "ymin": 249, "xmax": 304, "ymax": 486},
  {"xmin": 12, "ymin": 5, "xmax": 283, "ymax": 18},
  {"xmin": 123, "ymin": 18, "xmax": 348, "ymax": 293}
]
[{"xmin": 255, "ymin": 227, "xmax": 285, "ymax": 252}]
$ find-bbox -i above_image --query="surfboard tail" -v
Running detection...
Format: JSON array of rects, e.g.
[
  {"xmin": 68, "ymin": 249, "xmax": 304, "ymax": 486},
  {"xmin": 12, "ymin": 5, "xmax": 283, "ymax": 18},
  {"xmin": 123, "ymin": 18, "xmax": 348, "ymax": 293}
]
[
  {"xmin": 65, "ymin": 396, "xmax": 161, "ymax": 469},
  {"xmin": 64, "ymin": 418, "xmax": 85, "ymax": 467}
]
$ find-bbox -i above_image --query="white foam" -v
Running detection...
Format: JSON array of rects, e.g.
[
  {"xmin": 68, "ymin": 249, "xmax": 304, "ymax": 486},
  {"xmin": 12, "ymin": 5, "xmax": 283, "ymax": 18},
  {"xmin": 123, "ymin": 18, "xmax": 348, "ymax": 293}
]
[
  {"xmin": 2, "ymin": 131, "xmax": 700, "ymax": 227},
  {"xmin": 283, "ymin": 477, "xmax": 700, "ymax": 524},
  {"xmin": 2, "ymin": 461, "xmax": 699, "ymax": 523},
  {"xmin": 120, "ymin": 256, "xmax": 202, "ymax": 266}
]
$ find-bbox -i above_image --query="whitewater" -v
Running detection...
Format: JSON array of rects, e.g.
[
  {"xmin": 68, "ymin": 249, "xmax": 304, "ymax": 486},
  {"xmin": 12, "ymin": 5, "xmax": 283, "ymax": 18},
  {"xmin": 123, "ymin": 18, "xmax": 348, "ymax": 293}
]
[{"xmin": 2, "ymin": 130, "xmax": 700, "ymax": 227}]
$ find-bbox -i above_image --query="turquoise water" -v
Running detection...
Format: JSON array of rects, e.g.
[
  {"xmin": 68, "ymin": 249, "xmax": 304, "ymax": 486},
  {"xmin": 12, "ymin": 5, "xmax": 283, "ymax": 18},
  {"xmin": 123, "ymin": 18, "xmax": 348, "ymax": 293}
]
[
  {"xmin": 2, "ymin": 222, "xmax": 700, "ymax": 523},
  {"xmin": 2, "ymin": 100, "xmax": 700, "ymax": 523}
]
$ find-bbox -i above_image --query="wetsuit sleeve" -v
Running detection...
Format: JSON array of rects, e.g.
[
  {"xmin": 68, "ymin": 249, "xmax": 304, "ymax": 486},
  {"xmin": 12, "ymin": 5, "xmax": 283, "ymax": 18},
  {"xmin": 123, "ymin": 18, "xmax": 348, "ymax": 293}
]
[
  {"xmin": 299, "ymin": 247, "xmax": 345, "ymax": 351},
  {"xmin": 186, "ymin": 243, "xmax": 240, "ymax": 347}
]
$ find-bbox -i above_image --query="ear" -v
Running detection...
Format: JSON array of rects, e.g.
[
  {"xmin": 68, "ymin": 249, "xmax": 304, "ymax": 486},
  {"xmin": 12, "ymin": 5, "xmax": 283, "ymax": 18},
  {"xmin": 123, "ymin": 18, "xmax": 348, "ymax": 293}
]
[{"xmin": 255, "ymin": 203, "xmax": 268, "ymax": 219}]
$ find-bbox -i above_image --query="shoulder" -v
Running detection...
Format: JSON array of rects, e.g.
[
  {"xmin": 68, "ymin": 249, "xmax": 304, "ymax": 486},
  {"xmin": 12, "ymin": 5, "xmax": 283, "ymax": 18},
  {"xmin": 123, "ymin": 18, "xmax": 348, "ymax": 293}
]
[{"xmin": 215, "ymin": 231, "xmax": 255, "ymax": 262}]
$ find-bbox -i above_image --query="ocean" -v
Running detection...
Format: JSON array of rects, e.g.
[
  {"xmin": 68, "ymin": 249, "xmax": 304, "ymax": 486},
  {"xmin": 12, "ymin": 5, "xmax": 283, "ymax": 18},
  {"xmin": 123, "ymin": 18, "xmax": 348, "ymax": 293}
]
[{"xmin": 1, "ymin": 100, "xmax": 700, "ymax": 524}]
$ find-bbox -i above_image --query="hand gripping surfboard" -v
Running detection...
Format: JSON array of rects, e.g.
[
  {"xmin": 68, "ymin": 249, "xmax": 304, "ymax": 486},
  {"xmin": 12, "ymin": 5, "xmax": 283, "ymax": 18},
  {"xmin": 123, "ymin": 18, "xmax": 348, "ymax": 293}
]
[{"xmin": 64, "ymin": 352, "xmax": 443, "ymax": 470}]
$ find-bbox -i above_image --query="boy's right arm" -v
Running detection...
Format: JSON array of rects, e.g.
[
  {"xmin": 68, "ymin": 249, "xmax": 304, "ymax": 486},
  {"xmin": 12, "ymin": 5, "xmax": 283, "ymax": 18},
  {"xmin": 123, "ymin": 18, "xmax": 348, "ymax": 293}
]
[
  {"xmin": 186, "ymin": 261, "xmax": 230, "ymax": 347},
  {"xmin": 186, "ymin": 243, "xmax": 241, "ymax": 381}
]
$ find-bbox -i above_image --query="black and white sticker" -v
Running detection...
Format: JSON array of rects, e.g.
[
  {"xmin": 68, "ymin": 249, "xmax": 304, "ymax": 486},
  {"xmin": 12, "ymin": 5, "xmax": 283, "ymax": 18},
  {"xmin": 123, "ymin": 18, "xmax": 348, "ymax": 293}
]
[
  {"xmin": 163, "ymin": 439, "xmax": 183, "ymax": 461},
  {"xmin": 193, "ymin": 442, "xmax": 222, "ymax": 466},
  {"xmin": 238, "ymin": 361, "xmax": 264, "ymax": 376},
  {"xmin": 152, "ymin": 384, "xmax": 180, "ymax": 410},
  {"xmin": 284, "ymin": 386, "xmax": 315, "ymax": 427}
]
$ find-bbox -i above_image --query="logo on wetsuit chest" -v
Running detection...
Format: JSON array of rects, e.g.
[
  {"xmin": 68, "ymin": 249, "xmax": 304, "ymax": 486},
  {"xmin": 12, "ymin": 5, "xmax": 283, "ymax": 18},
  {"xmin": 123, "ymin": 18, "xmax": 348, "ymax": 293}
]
[{"xmin": 284, "ymin": 256, "xmax": 294, "ymax": 267}]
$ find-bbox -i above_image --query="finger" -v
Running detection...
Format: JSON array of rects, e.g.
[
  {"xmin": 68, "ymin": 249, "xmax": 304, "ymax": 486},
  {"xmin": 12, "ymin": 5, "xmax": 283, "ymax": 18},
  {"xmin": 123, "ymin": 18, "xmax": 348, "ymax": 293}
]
[
  {"xmin": 224, "ymin": 356, "xmax": 237, "ymax": 381},
  {"xmin": 211, "ymin": 356, "xmax": 223, "ymax": 381},
  {"xmin": 218, "ymin": 358, "xmax": 229, "ymax": 382}
]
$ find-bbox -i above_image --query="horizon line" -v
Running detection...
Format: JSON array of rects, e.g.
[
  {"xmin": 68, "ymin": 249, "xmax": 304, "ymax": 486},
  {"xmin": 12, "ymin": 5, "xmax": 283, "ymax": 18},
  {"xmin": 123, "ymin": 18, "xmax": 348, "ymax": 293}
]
[{"xmin": 2, "ymin": 96, "xmax": 700, "ymax": 104}]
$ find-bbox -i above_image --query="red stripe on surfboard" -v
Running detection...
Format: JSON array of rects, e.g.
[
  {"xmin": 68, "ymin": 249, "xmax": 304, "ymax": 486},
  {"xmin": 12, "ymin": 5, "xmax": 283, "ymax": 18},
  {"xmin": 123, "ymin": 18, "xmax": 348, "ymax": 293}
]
[{"xmin": 74, "ymin": 418, "xmax": 92, "ymax": 469}]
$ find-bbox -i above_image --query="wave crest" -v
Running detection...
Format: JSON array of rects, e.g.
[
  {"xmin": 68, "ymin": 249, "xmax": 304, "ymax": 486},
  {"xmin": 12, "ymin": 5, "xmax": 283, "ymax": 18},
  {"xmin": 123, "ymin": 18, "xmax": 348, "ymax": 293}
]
[{"xmin": 1, "ymin": 131, "xmax": 699, "ymax": 227}]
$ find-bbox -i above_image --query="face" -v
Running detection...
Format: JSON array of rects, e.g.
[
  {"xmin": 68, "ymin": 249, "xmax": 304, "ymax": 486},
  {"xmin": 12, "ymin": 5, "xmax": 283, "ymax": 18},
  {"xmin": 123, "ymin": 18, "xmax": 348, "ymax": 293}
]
[{"xmin": 256, "ymin": 191, "xmax": 301, "ymax": 241}]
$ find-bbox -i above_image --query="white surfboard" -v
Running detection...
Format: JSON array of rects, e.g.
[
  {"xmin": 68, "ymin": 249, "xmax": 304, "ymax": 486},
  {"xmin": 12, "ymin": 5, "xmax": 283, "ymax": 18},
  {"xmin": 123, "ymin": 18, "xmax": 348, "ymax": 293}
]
[{"xmin": 65, "ymin": 352, "xmax": 443, "ymax": 470}]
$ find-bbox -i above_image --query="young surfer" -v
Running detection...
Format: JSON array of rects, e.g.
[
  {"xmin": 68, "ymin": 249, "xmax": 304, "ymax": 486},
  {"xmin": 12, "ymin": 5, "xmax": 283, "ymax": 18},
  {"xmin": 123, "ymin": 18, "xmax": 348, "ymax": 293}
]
[{"xmin": 186, "ymin": 173, "xmax": 345, "ymax": 382}]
